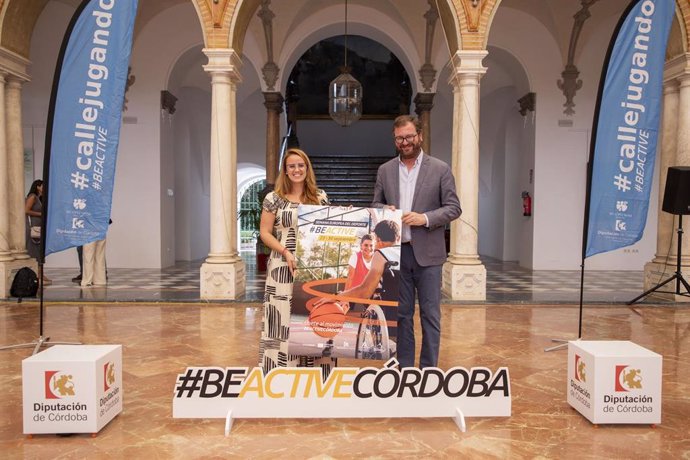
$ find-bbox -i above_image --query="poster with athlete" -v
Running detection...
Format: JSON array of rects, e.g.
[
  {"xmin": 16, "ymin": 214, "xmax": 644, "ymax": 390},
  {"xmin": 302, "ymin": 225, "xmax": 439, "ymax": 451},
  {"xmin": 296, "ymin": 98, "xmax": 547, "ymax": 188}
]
[{"xmin": 288, "ymin": 205, "xmax": 401, "ymax": 361}]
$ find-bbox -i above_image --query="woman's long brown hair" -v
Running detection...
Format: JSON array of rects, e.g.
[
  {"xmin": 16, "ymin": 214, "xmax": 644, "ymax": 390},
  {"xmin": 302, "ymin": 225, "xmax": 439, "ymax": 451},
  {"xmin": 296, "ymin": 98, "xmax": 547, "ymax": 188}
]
[{"xmin": 274, "ymin": 148, "xmax": 320, "ymax": 204}]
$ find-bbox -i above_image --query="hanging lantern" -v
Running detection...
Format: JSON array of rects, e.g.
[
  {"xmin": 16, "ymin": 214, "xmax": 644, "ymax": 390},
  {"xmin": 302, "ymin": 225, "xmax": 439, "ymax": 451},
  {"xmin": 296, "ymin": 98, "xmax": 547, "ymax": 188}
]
[
  {"xmin": 329, "ymin": 0, "xmax": 362, "ymax": 127},
  {"xmin": 329, "ymin": 69, "xmax": 362, "ymax": 127}
]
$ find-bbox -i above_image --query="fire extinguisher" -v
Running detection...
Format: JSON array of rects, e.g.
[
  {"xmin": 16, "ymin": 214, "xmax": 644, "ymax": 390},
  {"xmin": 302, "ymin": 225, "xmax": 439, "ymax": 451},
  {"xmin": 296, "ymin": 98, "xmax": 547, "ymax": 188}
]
[{"xmin": 522, "ymin": 191, "xmax": 532, "ymax": 217}]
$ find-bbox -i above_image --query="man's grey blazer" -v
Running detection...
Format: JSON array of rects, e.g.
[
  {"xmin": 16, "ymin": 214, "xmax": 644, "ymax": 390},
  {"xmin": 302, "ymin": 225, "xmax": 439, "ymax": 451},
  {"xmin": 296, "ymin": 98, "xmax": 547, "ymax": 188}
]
[{"xmin": 372, "ymin": 154, "xmax": 461, "ymax": 267}]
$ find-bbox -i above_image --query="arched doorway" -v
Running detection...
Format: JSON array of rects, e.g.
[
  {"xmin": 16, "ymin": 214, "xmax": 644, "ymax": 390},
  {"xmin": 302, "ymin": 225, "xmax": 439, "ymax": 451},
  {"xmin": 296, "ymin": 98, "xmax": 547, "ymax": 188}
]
[{"xmin": 478, "ymin": 45, "xmax": 534, "ymax": 268}]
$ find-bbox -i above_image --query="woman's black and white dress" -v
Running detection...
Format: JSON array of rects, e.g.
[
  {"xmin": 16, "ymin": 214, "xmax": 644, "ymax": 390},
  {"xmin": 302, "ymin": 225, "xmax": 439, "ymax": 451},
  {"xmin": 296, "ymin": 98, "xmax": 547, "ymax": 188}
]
[{"xmin": 258, "ymin": 190, "xmax": 337, "ymax": 376}]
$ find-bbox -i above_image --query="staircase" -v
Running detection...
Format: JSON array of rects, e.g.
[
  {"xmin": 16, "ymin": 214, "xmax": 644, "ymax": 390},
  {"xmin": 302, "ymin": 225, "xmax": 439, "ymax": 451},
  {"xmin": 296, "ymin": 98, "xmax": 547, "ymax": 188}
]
[{"xmin": 310, "ymin": 155, "xmax": 392, "ymax": 208}]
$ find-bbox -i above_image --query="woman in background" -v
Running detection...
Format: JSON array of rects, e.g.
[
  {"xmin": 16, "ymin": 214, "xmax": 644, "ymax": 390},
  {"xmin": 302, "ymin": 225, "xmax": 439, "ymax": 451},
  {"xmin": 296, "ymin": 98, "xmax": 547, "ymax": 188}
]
[
  {"xmin": 24, "ymin": 179, "xmax": 50, "ymax": 285},
  {"xmin": 258, "ymin": 148, "xmax": 336, "ymax": 376}
]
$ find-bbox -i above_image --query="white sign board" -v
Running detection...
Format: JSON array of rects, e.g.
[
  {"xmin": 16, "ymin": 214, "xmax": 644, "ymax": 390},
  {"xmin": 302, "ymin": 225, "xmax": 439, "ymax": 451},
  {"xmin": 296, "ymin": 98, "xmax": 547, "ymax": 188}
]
[
  {"xmin": 567, "ymin": 340, "xmax": 661, "ymax": 424},
  {"xmin": 23, "ymin": 345, "xmax": 123, "ymax": 434},
  {"xmin": 173, "ymin": 360, "xmax": 511, "ymax": 421}
]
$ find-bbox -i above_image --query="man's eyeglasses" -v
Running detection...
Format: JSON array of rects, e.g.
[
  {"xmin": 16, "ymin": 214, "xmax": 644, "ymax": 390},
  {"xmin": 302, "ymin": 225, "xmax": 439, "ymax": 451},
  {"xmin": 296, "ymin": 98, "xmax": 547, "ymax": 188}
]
[{"xmin": 394, "ymin": 133, "xmax": 418, "ymax": 144}]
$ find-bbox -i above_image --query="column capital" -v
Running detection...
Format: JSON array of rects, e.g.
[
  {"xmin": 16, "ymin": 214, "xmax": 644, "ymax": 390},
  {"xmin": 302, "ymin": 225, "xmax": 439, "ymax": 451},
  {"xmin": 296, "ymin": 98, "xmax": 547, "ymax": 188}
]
[
  {"xmin": 418, "ymin": 63, "xmax": 437, "ymax": 92},
  {"xmin": 677, "ymin": 72, "xmax": 690, "ymax": 88},
  {"xmin": 263, "ymin": 91, "xmax": 284, "ymax": 113},
  {"xmin": 449, "ymin": 50, "xmax": 487, "ymax": 72},
  {"xmin": 663, "ymin": 79, "xmax": 680, "ymax": 94},
  {"xmin": 448, "ymin": 50, "xmax": 487, "ymax": 87},
  {"xmin": 664, "ymin": 53, "xmax": 690, "ymax": 83},
  {"xmin": 203, "ymin": 48, "xmax": 243, "ymax": 83},
  {"xmin": 0, "ymin": 47, "xmax": 30, "ymax": 82},
  {"xmin": 414, "ymin": 92, "xmax": 435, "ymax": 113},
  {"xmin": 5, "ymin": 75, "xmax": 25, "ymax": 89}
]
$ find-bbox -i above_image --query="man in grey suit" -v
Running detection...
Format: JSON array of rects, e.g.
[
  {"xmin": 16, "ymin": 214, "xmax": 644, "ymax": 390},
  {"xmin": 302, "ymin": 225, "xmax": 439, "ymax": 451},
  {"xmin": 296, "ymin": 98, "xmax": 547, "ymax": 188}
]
[{"xmin": 372, "ymin": 115, "xmax": 461, "ymax": 368}]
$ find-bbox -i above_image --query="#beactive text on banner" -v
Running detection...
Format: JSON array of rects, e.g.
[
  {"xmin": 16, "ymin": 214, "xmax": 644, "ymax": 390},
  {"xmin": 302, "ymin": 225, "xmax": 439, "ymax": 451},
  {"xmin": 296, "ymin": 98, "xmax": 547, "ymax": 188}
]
[
  {"xmin": 585, "ymin": 0, "xmax": 674, "ymax": 257},
  {"xmin": 288, "ymin": 206, "xmax": 402, "ymax": 361},
  {"xmin": 45, "ymin": 0, "xmax": 138, "ymax": 255}
]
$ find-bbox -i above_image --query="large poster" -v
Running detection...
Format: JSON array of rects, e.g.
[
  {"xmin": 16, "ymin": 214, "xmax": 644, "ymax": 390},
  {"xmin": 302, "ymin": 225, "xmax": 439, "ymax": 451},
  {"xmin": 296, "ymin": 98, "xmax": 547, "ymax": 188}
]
[{"xmin": 288, "ymin": 205, "xmax": 402, "ymax": 361}]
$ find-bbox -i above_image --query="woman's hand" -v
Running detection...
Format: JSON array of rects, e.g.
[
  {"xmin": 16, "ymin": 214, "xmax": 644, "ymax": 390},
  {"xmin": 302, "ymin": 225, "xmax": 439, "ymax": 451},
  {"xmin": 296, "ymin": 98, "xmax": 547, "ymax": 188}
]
[{"xmin": 283, "ymin": 250, "xmax": 297, "ymax": 275}]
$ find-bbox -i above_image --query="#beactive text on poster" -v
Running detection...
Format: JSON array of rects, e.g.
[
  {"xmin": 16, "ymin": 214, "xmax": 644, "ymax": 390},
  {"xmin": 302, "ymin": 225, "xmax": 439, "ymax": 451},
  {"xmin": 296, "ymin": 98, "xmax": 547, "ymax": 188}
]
[{"xmin": 288, "ymin": 205, "xmax": 402, "ymax": 361}]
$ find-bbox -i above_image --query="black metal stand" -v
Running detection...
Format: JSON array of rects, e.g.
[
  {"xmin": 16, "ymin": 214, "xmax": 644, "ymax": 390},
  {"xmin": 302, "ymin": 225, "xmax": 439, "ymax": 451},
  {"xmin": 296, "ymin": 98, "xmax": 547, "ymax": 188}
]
[
  {"xmin": 0, "ymin": 263, "xmax": 80, "ymax": 354},
  {"xmin": 628, "ymin": 215, "xmax": 690, "ymax": 305},
  {"xmin": 544, "ymin": 259, "xmax": 586, "ymax": 352}
]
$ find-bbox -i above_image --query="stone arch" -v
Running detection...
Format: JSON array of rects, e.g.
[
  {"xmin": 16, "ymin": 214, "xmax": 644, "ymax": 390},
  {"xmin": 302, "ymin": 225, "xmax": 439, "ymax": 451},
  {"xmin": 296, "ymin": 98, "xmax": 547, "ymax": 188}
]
[
  {"xmin": 274, "ymin": 4, "xmax": 422, "ymax": 95},
  {"xmin": 668, "ymin": 0, "xmax": 689, "ymax": 56},
  {"xmin": 0, "ymin": 0, "xmax": 48, "ymax": 57},
  {"xmin": 436, "ymin": 0, "xmax": 462, "ymax": 53},
  {"xmin": 213, "ymin": 0, "xmax": 260, "ymax": 54},
  {"xmin": 190, "ymin": 0, "xmax": 213, "ymax": 47}
]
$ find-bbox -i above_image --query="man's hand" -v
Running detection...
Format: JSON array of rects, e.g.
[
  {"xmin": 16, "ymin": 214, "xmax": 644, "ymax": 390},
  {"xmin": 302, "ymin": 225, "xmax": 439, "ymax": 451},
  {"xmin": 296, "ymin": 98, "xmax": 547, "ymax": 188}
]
[{"xmin": 402, "ymin": 211, "xmax": 426, "ymax": 227}]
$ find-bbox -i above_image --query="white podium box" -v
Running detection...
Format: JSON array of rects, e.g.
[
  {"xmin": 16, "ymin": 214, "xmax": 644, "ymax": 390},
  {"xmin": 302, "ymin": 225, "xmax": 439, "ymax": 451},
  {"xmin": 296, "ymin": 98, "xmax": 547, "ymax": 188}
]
[
  {"xmin": 22, "ymin": 345, "xmax": 123, "ymax": 435},
  {"xmin": 567, "ymin": 340, "xmax": 661, "ymax": 425}
]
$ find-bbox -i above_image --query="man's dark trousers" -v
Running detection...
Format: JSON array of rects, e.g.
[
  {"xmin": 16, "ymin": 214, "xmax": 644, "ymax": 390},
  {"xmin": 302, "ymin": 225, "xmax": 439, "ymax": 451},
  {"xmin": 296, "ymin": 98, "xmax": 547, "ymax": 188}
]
[{"xmin": 397, "ymin": 242, "xmax": 442, "ymax": 368}]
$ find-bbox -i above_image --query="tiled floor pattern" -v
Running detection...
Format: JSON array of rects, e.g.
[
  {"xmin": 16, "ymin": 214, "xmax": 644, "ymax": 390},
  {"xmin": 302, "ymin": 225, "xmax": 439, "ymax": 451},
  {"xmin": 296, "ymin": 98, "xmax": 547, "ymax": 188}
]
[
  {"xmin": 2, "ymin": 303, "xmax": 689, "ymax": 457},
  {"xmin": 31, "ymin": 253, "xmax": 668, "ymax": 304}
]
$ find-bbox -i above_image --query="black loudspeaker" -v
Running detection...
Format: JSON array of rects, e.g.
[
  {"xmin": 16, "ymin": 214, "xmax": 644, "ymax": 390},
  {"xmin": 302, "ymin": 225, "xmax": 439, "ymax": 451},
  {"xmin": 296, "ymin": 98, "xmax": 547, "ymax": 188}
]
[{"xmin": 662, "ymin": 166, "xmax": 690, "ymax": 215}]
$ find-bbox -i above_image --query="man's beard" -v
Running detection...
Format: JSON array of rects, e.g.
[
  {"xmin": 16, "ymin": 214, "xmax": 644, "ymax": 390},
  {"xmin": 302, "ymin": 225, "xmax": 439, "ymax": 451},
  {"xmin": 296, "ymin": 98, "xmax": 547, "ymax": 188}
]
[{"xmin": 397, "ymin": 143, "xmax": 421, "ymax": 159}]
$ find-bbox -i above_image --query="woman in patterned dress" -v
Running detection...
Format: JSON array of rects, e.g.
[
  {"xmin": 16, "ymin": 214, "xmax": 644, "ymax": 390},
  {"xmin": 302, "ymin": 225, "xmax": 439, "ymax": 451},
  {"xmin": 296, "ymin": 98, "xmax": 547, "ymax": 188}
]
[{"xmin": 258, "ymin": 148, "xmax": 336, "ymax": 376}]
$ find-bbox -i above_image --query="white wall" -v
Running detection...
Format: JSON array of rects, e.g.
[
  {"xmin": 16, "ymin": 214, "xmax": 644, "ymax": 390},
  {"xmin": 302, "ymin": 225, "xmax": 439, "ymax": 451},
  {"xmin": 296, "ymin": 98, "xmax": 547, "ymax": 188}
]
[
  {"xmin": 430, "ymin": 66, "xmax": 454, "ymax": 167},
  {"xmin": 165, "ymin": 45, "xmax": 266, "ymax": 263},
  {"xmin": 478, "ymin": 87, "xmax": 508, "ymax": 259},
  {"xmin": 517, "ymin": 105, "xmax": 536, "ymax": 268},
  {"xmin": 115, "ymin": 3, "xmax": 204, "ymax": 268},
  {"xmin": 172, "ymin": 86, "xmax": 211, "ymax": 262},
  {"xmin": 160, "ymin": 105, "xmax": 176, "ymax": 267}
]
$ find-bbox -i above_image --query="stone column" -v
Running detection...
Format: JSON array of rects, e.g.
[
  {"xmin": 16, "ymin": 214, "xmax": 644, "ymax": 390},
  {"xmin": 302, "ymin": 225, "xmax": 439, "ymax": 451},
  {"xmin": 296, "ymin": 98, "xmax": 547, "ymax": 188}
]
[
  {"xmin": 0, "ymin": 72, "xmax": 11, "ymax": 263},
  {"xmin": 0, "ymin": 71, "xmax": 15, "ymax": 297},
  {"xmin": 674, "ymin": 71, "xmax": 690, "ymax": 293},
  {"xmin": 200, "ymin": 49, "xmax": 246, "ymax": 300},
  {"xmin": 443, "ymin": 50, "xmax": 487, "ymax": 301},
  {"xmin": 414, "ymin": 92, "xmax": 434, "ymax": 155},
  {"xmin": 263, "ymin": 92, "xmax": 283, "ymax": 186},
  {"xmin": 6, "ymin": 76, "xmax": 29, "ymax": 260},
  {"xmin": 643, "ymin": 55, "xmax": 690, "ymax": 301}
]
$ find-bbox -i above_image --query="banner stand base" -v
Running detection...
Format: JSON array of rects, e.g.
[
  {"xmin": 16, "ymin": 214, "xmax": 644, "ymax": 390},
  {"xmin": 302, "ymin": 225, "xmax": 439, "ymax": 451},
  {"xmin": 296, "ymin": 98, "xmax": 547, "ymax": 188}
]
[
  {"xmin": 454, "ymin": 408, "xmax": 467, "ymax": 432},
  {"xmin": 0, "ymin": 335, "xmax": 81, "ymax": 355},
  {"xmin": 544, "ymin": 338, "xmax": 570, "ymax": 352},
  {"xmin": 224, "ymin": 409, "xmax": 234, "ymax": 436},
  {"xmin": 222, "ymin": 409, "xmax": 469, "ymax": 435}
]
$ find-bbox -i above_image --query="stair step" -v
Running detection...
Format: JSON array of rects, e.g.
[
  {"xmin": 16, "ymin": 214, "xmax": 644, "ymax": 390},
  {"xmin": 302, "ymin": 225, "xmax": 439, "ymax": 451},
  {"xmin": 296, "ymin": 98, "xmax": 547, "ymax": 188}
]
[{"xmin": 311, "ymin": 155, "xmax": 389, "ymax": 209}]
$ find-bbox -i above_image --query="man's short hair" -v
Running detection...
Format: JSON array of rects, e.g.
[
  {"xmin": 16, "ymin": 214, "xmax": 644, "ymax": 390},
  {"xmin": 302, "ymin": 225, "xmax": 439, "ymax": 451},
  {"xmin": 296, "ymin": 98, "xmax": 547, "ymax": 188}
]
[
  {"xmin": 373, "ymin": 220, "xmax": 399, "ymax": 243},
  {"xmin": 360, "ymin": 234, "xmax": 373, "ymax": 244},
  {"xmin": 393, "ymin": 115, "xmax": 422, "ymax": 134}
]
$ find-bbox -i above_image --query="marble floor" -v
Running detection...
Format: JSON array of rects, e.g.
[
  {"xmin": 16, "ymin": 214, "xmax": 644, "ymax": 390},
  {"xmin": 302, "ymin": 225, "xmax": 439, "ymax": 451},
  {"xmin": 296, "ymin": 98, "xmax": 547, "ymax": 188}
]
[
  {"xmin": 29, "ymin": 253, "xmax": 672, "ymax": 304},
  {"xmin": 1, "ymin": 301, "xmax": 689, "ymax": 458}
]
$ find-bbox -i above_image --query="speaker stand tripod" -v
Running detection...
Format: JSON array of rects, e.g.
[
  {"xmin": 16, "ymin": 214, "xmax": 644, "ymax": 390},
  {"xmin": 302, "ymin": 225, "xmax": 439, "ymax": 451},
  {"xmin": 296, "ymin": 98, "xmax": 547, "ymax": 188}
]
[
  {"xmin": 628, "ymin": 215, "xmax": 690, "ymax": 305},
  {"xmin": 0, "ymin": 264, "xmax": 80, "ymax": 354}
]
